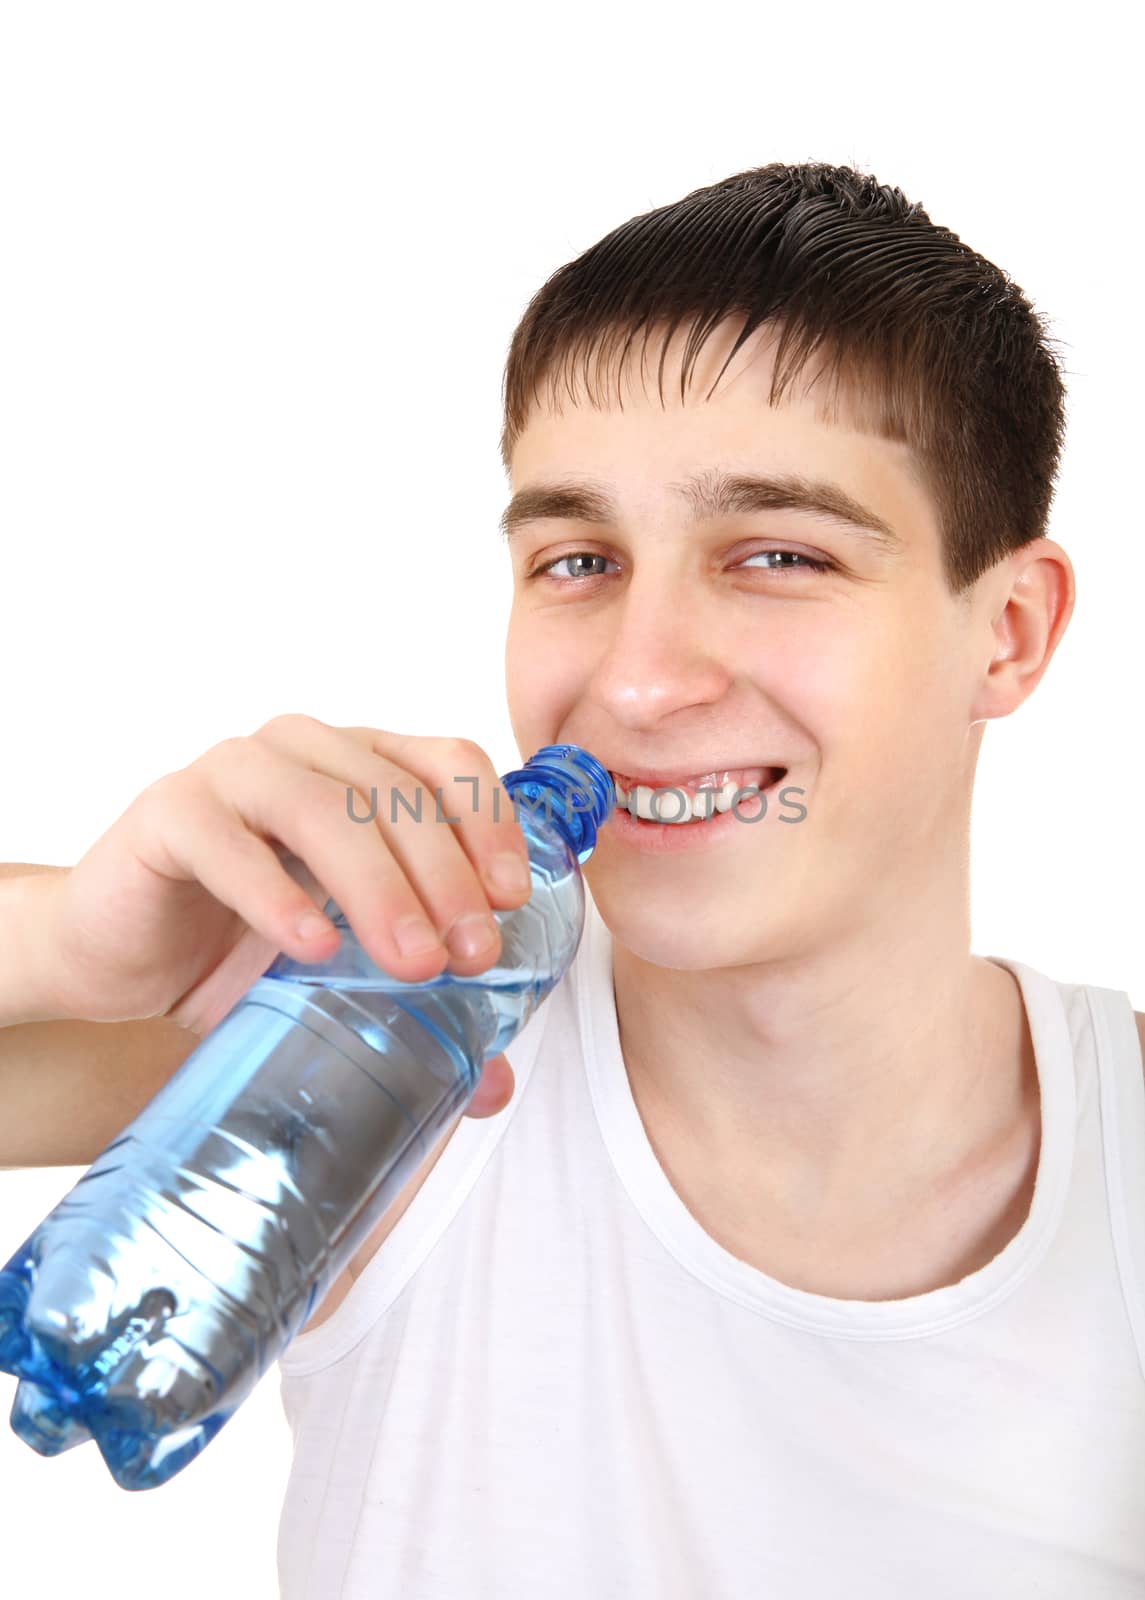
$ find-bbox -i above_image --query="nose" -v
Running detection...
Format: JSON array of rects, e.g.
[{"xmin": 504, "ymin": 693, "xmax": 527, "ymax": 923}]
[{"xmin": 585, "ymin": 571, "xmax": 733, "ymax": 730}]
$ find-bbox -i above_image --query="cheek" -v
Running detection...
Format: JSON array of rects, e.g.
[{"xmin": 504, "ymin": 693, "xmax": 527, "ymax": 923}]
[
  {"xmin": 826, "ymin": 623, "xmax": 973, "ymax": 823},
  {"xmin": 771, "ymin": 617, "xmax": 881, "ymax": 735},
  {"xmin": 504, "ymin": 616, "xmax": 579, "ymax": 741},
  {"xmin": 504, "ymin": 603, "xmax": 543, "ymax": 688},
  {"xmin": 796, "ymin": 604, "xmax": 946, "ymax": 707},
  {"xmin": 785, "ymin": 609, "xmax": 960, "ymax": 765}
]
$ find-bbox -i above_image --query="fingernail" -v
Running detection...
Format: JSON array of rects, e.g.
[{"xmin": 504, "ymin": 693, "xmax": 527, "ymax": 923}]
[
  {"xmin": 445, "ymin": 912, "xmax": 500, "ymax": 960},
  {"xmin": 486, "ymin": 852, "xmax": 531, "ymax": 896},
  {"xmin": 393, "ymin": 916, "xmax": 442, "ymax": 957}
]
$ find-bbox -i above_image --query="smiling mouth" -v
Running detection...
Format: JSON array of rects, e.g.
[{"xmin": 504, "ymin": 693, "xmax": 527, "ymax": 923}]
[{"xmin": 609, "ymin": 767, "xmax": 788, "ymax": 824}]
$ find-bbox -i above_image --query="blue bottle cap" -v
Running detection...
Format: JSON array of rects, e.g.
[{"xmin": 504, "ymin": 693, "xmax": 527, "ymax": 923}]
[{"xmin": 499, "ymin": 744, "xmax": 615, "ymax": 862}]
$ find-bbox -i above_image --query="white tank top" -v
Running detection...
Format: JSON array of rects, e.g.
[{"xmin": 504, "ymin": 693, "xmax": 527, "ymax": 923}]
[{"xmin": 275, "ymin": 894, "xmax": 1145, "ymax": 1598}]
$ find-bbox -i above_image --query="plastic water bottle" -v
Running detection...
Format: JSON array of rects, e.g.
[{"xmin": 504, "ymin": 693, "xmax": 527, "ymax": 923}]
[{"xmin": 0, "ymin": 743, "xmax": 613, "ymax": 1491}]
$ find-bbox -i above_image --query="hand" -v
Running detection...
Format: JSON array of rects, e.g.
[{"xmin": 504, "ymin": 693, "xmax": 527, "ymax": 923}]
[{"xmin": 40, "ymin": 715, "xmax": 533, "ymax": 1114}]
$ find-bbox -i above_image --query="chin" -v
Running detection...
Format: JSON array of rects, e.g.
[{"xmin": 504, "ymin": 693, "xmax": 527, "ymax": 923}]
[{"xmin": 588, "ymin": 884, "xmax": 762, "ymax": 972}]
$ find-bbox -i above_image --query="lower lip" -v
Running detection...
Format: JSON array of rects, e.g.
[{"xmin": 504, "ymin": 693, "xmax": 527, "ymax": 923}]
[{"xmin": 602, "ymin": 772, "xmax": 788, "ymax": 854}]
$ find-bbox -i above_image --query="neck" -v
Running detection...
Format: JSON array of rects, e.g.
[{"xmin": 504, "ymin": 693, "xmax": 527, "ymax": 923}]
[{"xmin": 610, "ymin": 877, "xmax": 1036, "ymax": 1232}]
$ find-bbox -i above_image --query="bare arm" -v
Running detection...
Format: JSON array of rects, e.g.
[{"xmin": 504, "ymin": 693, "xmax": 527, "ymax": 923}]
[
  {"xmin": 0, "ymin": 863, "xmax": 69, "ymax": 1028},
  {"xmin": 0, "ymin": 864, "xmax": 201, "ymax": 1168}
]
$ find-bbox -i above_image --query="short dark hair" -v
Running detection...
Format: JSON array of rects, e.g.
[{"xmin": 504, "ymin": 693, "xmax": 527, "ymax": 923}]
[{"xmin": 498, "ymin": 161, "xmax": 1068, "ymax": 595}]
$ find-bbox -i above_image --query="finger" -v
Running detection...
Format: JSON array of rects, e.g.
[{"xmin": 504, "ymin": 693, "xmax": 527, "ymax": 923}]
[
  {"xmin": 133, "ymin": 775, "xmax": 345, "ymax": 966},
  {"xmin": 336, "ymin": 725, "xmax": 533, "ymax": 905},
  {"xmin": 251, "ymin": 717, "xmax": 532, "ymax": 972},
  {"xmin": 464, "ymin": 1053, "xmax": 515, "ymax": 1118},
  {"xmin": 144, "ymin": 749, "xmax": 450, "ymax": 979}
]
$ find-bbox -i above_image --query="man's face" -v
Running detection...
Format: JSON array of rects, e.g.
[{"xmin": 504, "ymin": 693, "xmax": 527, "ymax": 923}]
[{"xmin": 503, "ymin": 319, "xmax": 995, "ymax": 970}]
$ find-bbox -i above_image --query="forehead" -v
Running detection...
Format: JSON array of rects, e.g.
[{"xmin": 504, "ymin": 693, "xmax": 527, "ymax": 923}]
[{"xmin": 508, "ymin": 317, "xmax": 938, "ymax": 545}]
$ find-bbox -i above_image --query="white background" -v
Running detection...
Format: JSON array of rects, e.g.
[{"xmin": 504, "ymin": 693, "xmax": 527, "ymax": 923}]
[{"xmin": 0, "ymin": 2, "xmax": 1140, "ymax": 1594}]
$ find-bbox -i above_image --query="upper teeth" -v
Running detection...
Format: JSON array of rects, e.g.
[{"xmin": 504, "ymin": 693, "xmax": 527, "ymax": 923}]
[{"xmin": 611, "ymin": 768, "xmax": 773, "ymax": 823}]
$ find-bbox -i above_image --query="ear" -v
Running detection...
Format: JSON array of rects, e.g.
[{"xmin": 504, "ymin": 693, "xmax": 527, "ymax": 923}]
[{"xmin": 968, "ymin": 539, "xmax": 1076, "ymax": 723}]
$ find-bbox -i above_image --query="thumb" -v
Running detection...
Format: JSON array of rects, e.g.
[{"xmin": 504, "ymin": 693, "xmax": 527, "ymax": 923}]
[{"xmin": 465, "ymin": 1052, "xmax": 516, "ymax": 1118}]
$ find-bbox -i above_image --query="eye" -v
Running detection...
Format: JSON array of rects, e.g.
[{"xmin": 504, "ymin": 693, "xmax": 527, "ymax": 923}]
[
  {"xmin": 527, "ymin": 552, "xmax": 618, "ymax": 582},
  {"xmin": 738, "ymin": 549, "xmax": 834, "ymax": 574}
]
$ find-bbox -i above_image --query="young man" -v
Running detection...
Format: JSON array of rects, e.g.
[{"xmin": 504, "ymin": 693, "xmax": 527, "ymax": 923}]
[{"xmin": 3, "ymin": 162, "xmax": 1144, "ymax": 1596}]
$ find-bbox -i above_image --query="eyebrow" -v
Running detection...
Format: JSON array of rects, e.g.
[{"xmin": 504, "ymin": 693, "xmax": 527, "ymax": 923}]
[{"xmin": 498, "ymin": 468, "xmax": 904, "ymax": 554}]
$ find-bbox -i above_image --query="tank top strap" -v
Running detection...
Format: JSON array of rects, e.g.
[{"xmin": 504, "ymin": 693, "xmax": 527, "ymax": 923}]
[{"xmin": 1086, "ymin": 980, "xmax": 1145, "ymax": 1384}]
